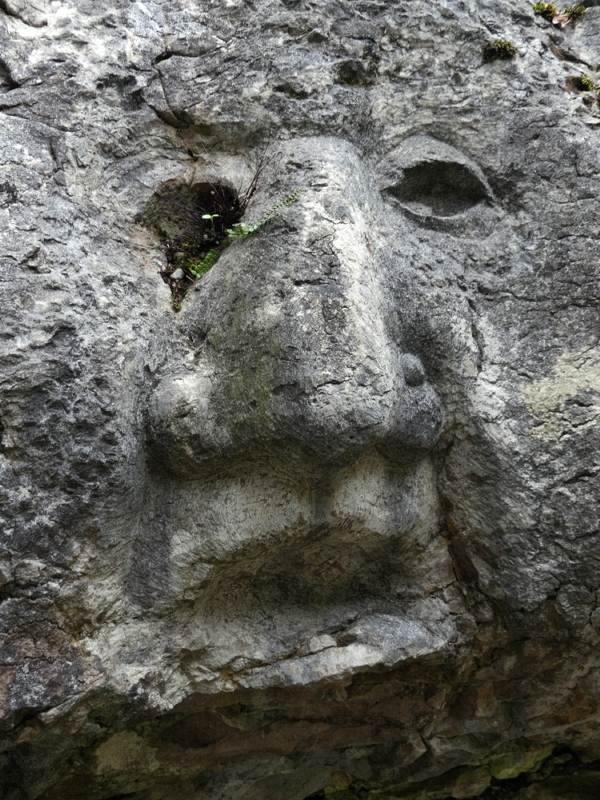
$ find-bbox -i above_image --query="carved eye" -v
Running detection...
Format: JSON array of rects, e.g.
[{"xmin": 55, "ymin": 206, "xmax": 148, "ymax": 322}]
[{"xmin": 383, "ymin": 161, "xmax": 489, "ymax": 218}]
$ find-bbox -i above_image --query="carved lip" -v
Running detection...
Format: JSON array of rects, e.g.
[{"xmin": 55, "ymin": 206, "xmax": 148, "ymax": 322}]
[
  {"xmin": 196, "ymin": 516, "xmax": 427, "ymax": 610},
  {"xmin": 234, "ymin": 613, "xmax": 455, "ymax": 689}
]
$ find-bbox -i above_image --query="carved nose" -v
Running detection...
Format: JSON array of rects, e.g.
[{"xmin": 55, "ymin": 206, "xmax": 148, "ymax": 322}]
[
  {"xmin": 147, "ymin": 140, "xmax": 443, "ymax": 473},
  {"xmin": 148, "ymin": 244, "xmax": 443, "ymax": 474},
  {"xmin": 148, "ymin": 341, "xmax": 442, "ymax": 477}
]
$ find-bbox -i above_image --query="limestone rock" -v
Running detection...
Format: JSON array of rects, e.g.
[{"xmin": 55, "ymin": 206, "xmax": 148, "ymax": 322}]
[{"xmin": 1, "ymin": 1, "xmax": 600, "ymax": 798}]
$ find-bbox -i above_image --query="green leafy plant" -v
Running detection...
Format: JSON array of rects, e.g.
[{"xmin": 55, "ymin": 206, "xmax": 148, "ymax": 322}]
[
  {"xmin": 142, "ymin": 151, "xmax": 307, "ymax": 310},
  {"xmin": 201, "ymin": 213, "xmax": 220, "ymax": 232},
  {"xmin": 187, "ymin": 189, "xmax": 302, "ymax": 279},
  {"xmin": 533, "ymin": 2, "xmax": 557, "ymax": 20},
  {"xmin": 187, "ymin": 247, "xmax": 223, "ymax": 279},
  {"xmin": 141, "ymin": 134, "xmax": 307, "ymax": 311},
  {"xmin": 227, "ymin": 189, "xmax": 303, "ymax": 238},
  {"xmin": 482, "ymin": 40, "xmax": 518, "ymax": 62}
]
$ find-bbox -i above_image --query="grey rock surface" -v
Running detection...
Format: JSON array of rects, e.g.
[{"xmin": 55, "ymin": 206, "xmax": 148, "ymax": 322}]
[{"xmin": 1, "ymin": 1, "xmax": 600, "ymax": 798}]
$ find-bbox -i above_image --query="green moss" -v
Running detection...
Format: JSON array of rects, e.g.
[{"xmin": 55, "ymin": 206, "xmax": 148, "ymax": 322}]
[
  {"xmin": 533, "ymin": 3, "xmax": 586, "ymax": 22},
  {"xmin": 533, "ymin": 2, "xmax": 557, "ymax": 20},
  {"xmin": 567, "ymin": 74, "xmax": 597, "ymax": 93},
  {"xmin": 564, "ymin": 4, "xmax": 586, "ymax": 22},
  {"xmin": 315, "ymin": 766, "xmax": 491, "ymax": 799},
  {"xmin": 579, "ymin": 74, "xmax": 596, "ymax": 91},
  {"xmin": 489, "ymin": 740, "xmax": 555, "ymax": 780},
  {"xmin": 94, "ymin": 731, "xmax": 159, "ymax": 776},
  {"xmin": 482, "ymin": 40, "xmax": 517, "ymax": 62},
  {"xmin": 313, "ymin": 745, "xmax": 568, "ymax": 799}
]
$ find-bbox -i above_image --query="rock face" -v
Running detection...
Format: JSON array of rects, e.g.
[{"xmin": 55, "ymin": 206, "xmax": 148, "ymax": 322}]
[{"xmin": 1, "ymin": 1, "xmax": 600, "ymax": 798}]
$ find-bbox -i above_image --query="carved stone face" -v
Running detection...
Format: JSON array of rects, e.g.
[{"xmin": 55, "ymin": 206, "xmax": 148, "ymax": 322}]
[
  {"xmin": 137, "ymin": 137, "xmax": 458, "ymax": 687},
  {"xmin": 57, "ymin": 18, "xmax": 600, "ymax": 696},
  {"xmin": 120, "ymin": 108, "xmax": 598, "ymax": 692}
]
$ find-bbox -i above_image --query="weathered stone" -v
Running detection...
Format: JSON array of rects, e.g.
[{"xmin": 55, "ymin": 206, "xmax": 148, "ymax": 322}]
[
  {"xmin": 2, "ymin": 1, "xmax": 600, "ymax": 798},
  {"xmin": 489, "ymin": 741, "xmax": 555, "ymax": 780}
]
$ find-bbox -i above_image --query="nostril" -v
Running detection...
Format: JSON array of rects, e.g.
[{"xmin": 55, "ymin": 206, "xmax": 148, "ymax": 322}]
[{"xmin": 401, "ymin": 354, "xmax": 426, "ymax": 387}]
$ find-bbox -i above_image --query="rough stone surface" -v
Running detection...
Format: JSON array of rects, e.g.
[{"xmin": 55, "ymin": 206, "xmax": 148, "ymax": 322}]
[{"xmin": 1, "ymin": 1, "xmax": 600, "ymax": 798}]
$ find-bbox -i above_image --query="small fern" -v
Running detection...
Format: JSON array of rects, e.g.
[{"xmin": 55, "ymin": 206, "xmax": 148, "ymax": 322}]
[
  {"xmin": 188, "ymin": 189, "xmax": 303, "ymax": 279},
  {"xmin": 187, "ymin": 247, "xmax": 222, "ymax": 278},
  {"xmin": 226, "ymin": 189, "xmax": 303, "ymax": 239}
]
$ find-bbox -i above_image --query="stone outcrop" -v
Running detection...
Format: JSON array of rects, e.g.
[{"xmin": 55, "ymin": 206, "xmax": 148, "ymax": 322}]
[{"xmin": 1, "ymin": 1, "xmax": 600, "ymax": 798}]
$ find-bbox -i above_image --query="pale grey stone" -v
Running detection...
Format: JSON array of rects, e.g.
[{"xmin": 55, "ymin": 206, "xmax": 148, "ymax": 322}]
[{"xmin": 169, "ymin": 267, "xmax": 185, "ymax": 281}]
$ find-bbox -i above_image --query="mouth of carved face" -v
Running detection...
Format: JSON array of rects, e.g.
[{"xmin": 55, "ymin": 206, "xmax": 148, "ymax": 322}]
[
  {"xmin": 121, "ymin": 451, "xmax": 457, "ymax": 691},
  {"xmin": 165, "ymin": 450, "xmax": 443, "ymax": 602},
  {"xmin": 167, "ymin": 504, "xmax": 457, "ymax": 689},
  {"xmin": 198, "ymin": 518, "xmax": 440, "ymax": 609}
]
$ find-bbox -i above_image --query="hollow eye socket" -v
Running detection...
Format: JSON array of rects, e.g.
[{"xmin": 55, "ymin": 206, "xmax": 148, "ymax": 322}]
[{"xmin": 384, "ymin": 161, "xmax": 488, "ymax": 217}]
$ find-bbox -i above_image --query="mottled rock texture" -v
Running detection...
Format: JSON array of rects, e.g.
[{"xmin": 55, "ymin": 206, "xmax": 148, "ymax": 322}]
[{"xmin": 1, "ymin": 1, "xmax": 600, "ymax": 798}]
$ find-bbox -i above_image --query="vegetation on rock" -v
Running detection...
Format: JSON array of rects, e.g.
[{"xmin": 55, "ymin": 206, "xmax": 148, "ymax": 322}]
[
  {"xmin": 482, "ymin": 40, "xmax": 517, "ymax": 62},
  {"xmin": 533, "ymin": 2, "xmax": 586, "ymax": 24},
  {"xmin": 533, "ymin": 2, "xmax": 558, "ymax": 21},
  {"xmin": 142, "ymin": 154, "xmax": 301, "ymax": 311},
  {"xmin": 186, "ymin": 189, "xmax": 303, "ymax": 281},
  {"xmin": 563, "ymin": 4, "xmax": 586, "ymax": 22}
]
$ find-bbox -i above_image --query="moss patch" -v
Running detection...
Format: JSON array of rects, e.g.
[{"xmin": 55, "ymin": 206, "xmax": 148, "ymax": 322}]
[
  {"xmin": 489, "ymin": 740, "xmax": 555, "ymax": 780},
  {"xmin": 482, "ymin": 40, "xmax": 517, "ymax": 62},
  {"xmin": 564, "ymin": 4, "xmax": 586, "ymax": 22},
  {"xmin": 533, "ymin": 3, "xmax": 586, "ymax": 24},
  {"xmin": 94, "ymin": 731, "xmax": 159, "ymax": 776},
  {"xmin": 308, "ymin": 745, "xmax": 600, "ymax": 800}
]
